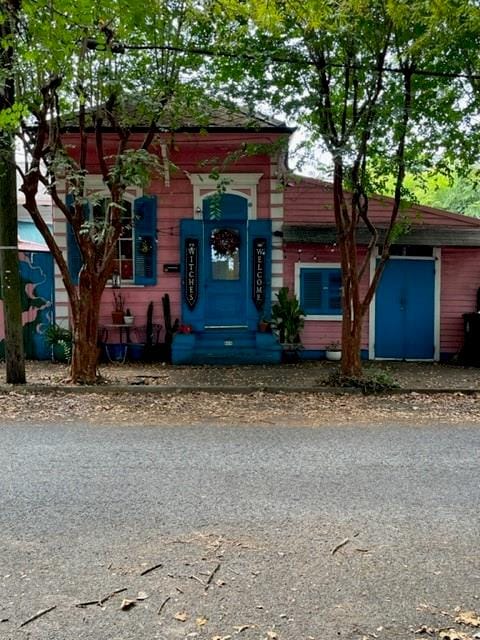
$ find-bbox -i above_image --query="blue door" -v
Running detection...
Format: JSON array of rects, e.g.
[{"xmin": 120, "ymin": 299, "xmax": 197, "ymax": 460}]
[
  {"xmin": 204, "ymin": 220, "xmax": 248, "ymax": 327},
  {"xmin": 375, "ymin": 258, "xmax": 435, "ymax": 359}
]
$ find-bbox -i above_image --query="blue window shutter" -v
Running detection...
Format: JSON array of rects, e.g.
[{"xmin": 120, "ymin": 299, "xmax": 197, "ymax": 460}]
[
  {"xmin": 301, "ymin": 269, "xmax": 324, "ymax": 314},
  {"xmin": 301, "ymin": 267, "xmax": 342, "ymax": 315},
  {"xmin": 134, "ymin": 195, "xmax": 157, "ymax": 285},
  {"xmin": 66, "ymin": 193, "xmax": 85, "ymax": 285}
]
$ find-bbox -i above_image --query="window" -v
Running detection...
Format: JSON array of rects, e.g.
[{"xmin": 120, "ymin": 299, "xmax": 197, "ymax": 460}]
[
  {"xmin": 298, "ymin": 265, "xmax": 342, "ymax": 317},
  {"xmin": 66, "ymin": 194, "xmax": 157, "ymax": 286},
  {"xmin": 93, "ymin": 198, "xmax": 134, "ymax": 281}
]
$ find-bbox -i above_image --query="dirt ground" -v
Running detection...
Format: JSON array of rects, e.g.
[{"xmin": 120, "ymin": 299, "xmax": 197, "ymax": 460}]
[{"xmin": 0, "ymin": 360, "xmax": 480, "ymax": 426}]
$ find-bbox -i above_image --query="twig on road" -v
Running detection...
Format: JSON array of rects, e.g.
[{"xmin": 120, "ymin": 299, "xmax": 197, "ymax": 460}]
[
  {"xmin": 75, "ymin": 587, "xmax": 127, "ymax": 608},
  {"xmin": 331, "ymin": 537, "xmax": 350, "ymax": 555},
  {"xmin": 19, "ymin": 605, "xmax": 56, "ymax": 627},
  {"xmin": 190, "ymin": 574, "xmax": 206, "ymax": 586},
  {"xmin": 157, "ymin": 596, "xmax": 171, "ymax": 616},
  {"xmin": 205, "ymin": 563, "xmax": 221, "ymax": 590},
  {"xmin": 140, "ymin": 563, "xmax": 163, "ymax": 577}
]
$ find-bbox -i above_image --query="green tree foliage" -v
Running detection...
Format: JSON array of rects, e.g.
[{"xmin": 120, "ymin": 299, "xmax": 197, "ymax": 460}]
[
  {"xmin": 4, "ymin": 0, "xmax": 210, "ymax": 383},
  {"xmin": 208, "ymin": 0, "xmax": 480, "ymax": 377}
]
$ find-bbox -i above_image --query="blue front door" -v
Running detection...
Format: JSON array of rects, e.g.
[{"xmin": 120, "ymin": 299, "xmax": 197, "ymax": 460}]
[
  {"xmin": 375, "ymin": 258, "xmax": 435, "ymax": 359},
  {"xmin": 204, "ymin": 220, "xmax": 248, "ymax": 327}
]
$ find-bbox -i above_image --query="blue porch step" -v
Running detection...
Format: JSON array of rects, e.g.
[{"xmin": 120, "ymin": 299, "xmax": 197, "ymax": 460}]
[{"xmin": 172, "ymin": 328, "xmax": 281, "ymax": 365}]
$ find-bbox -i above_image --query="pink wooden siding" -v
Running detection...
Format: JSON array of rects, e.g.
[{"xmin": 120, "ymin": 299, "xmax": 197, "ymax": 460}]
[
  {"xmin": 283, "ymin": 244, "xmax": 370, "ymax": 351},
  {"xmin": 56, "ymin": 131, "xmax": 278, "ymax": 334},
  {"xmin": 284, "ymin": 177, "xmax": 480, "ymax": 228},
  {"xmin": 440, "ymin": 248, "xmax": 480, "ymax": 354}
]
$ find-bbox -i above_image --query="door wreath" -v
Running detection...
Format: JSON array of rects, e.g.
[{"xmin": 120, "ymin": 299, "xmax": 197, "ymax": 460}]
[{"xmin": 210, "ymin": 228, "xmax": 240, "ymax": 257}]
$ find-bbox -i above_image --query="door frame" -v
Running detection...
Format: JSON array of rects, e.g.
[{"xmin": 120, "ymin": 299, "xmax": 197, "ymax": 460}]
[{"xmin": 368, "ymin": 248, "xmax": 441, "ymax": 361}]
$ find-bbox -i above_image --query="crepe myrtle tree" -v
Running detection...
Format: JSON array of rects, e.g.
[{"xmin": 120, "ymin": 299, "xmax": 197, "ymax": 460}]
[
  {"xmin": 211, "ymin": 0, "xmax": 468, "ymax": 378},
  {"xmin": 19, "ymin": 79, "xmax": 163, "ymax": 383},
  {"xmin": 9, "ymin": 0, "xmax": 207, "ymax": 384}
]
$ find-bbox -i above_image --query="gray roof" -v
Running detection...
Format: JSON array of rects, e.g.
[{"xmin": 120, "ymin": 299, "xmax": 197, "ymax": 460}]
[
  {"xmin": 283, "ymin": 225, "xmax": 480, "ymax": 247},
  {"xmin": 62, "ymin": 102, "xmax": 292, "ymax": 134}
]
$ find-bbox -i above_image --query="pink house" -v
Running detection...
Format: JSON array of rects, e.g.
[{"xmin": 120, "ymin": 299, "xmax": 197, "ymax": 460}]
[{"xmin": 6, "ymin": 108, "xmax": 480, "ymax": 363}]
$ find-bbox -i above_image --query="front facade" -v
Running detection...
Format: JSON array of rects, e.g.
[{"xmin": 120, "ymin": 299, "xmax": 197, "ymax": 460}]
[{"xmin": 4, "ymin": 112, "xmax": 480, "ymax": 363}]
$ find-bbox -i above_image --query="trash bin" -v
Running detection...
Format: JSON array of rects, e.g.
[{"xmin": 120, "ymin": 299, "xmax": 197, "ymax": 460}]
[{"xmin": 462, "ymin": 312, "xmax": 480, "ymax": 366}]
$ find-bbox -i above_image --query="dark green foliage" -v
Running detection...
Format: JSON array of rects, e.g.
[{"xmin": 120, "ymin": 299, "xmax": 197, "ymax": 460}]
[
  {"xmin": 271, "ymin": 287, "xmax": 305, "ymax": 345},
  {"xmin": 325, "ymin": 368, "xmax": 399, "ymax": 394}
]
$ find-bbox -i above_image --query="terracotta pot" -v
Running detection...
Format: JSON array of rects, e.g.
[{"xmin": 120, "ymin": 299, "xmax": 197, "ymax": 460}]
[{"xmin": 112, "ymin": 310, "xmax": 124, "ymax": 324}]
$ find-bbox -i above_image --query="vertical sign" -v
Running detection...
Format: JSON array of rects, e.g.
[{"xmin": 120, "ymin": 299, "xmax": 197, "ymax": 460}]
[
  {"xmin": 252, "ymin": 238, "xmax": 267, "ymax": 310},
  {"xmin": 184, "ymin": 238, "xmax": 199, "ymax": 310}
]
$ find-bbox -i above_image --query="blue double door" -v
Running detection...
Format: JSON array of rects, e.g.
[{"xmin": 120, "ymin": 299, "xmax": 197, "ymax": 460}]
[{"xmin": 375, "ymin": 258, "xmax": 436, "ymax": 359}]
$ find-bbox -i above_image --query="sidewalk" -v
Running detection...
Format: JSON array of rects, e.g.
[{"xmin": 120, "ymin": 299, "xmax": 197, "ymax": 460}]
[{"xmin": 3, "ymin": 359, "xmax": 480, "ymax": 393}]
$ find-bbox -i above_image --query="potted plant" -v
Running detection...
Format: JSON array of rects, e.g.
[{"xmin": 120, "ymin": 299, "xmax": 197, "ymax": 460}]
[
  {"xmin": 112, "ymin": 291, "xmax": 125, "ymax": 324},
  {"xmin": 271, "ymin": 287, "xmax": 305, "ymax": 362},
  {"xmin": 123, "ymin": 308, "xmax": 135, "ymax": 326},
  {"xmin": 44, "ymin": 323, "xmax": 72, "ymax": 363},
  {"xmin": 325, "ymin": 341, "xmax": 342, "ymax": 361}
]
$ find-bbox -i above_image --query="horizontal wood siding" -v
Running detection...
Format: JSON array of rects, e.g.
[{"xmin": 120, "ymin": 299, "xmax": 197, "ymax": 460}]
[
  {"xmin": 440, "ymin": 248, "xmax": 480, "ymax": 354},
  {"xmin": 283, "ymin": 244, "xmax": 370, "ymax": 351},
  {"xmin": 82, "ymin": 132, "xmax": 275, "ymax": 333},
  {"xmin": 284, "ymin": 177, "xmax": 480, "ymax": 229}
]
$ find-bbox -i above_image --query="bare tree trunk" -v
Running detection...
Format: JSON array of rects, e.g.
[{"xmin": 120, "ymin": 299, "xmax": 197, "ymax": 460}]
[
  {"xmin": 0, "ymin": 136, "xmax": 26, "ymax": 383},
  {"xmin": 70, "ymin": 274, "xmax": 102, "ymax": 384}
]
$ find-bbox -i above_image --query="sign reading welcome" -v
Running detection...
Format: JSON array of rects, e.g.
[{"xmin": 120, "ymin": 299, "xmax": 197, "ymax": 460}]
[{"xmin": 253, "ymin": 238, "xmax": 267, "ymax": 310}]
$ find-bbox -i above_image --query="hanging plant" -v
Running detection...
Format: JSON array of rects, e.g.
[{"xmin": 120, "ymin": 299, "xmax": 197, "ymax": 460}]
[{"xmin": 210, "ymin": 228, "xmax": 240, "ymax": 257}]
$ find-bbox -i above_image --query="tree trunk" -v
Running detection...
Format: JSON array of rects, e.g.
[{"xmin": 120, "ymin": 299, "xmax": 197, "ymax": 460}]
[
  {"xmin": 341, "ymin": 309, "xmax": 363, "ymax": 378},
  {"xmin": 0, "ymin": 1, "xmax": 25, "ymax": 384},
  {"xmin": 0, "ymin": 135, "xmax": 26, "ymax": 384},
  {"xmin": 70, "ymin": 275, "xmax": 102, "ymax": 384}
]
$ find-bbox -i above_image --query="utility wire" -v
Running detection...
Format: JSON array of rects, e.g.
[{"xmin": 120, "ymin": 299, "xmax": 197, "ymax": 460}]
[{"xmin": 94, "ymin": 40, "xmax": 480, "ymax": 81}]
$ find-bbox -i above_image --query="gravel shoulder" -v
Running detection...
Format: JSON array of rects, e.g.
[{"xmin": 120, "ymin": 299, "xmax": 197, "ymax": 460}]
[{"xmin": 0, "ymin": 360, "xmax": 479, "ymax": 426}]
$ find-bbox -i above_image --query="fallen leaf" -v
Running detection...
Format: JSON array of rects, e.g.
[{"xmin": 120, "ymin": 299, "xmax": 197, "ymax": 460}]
[
  {"xmin": 175, "ymin": 611, "xmax": 188, "ymax": 622},
  {"xmin": 212, "ymin": 636, "xmax": 232, "ymax": 640},
  {"xmin": 136, "ymin": 591, "xmax": 149, "ymax": 601},
  {"xmin": 233, "ymin": 625, "xmax": 253, "ymax": 633},
  {"xmin": 196, "ymin": 615, "xmax": 208, "ymax": 626},
  {"xmin": 456, "ymin": 611, "xmax": 480, "ymax": 628},
  {"xmin": 266, "ymin": 631, "xmax": 278, "ymax": 639},
  {"xmin": 439, "ymin": 629, "xmax": 474, "ymax": 640},
  {"xmin": 120, "ymin": 598, "xmax": 136, "ymax": 610}
]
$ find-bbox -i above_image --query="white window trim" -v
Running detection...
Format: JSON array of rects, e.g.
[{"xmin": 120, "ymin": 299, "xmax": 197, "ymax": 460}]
[
  {"xmin": 188, "ymin": 173, "xmax": 263, "ymax": 220},
  {"xmin": 295, "ymin": 262, "xmax": 343, "ymax": 321}
]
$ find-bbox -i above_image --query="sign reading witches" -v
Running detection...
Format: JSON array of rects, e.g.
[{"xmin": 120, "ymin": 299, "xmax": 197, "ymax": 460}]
[
  {"xmin": 184, "ymin": 238, "xmax": 199, "ymax": 310},
  {"xmin": 253, "ymin": 238, "xmax": 267, "ymax": 310}
]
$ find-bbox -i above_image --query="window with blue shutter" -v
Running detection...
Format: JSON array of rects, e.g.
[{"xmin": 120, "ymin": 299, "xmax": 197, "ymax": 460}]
[
  {"xmin": 134, "ymin": 195, "xmax": 157, "ymax": 286},
  {"xmin": 66, "ymin": 193, "xmax": 85, "ymax": 285},
  {"xmin": 300, "ymin": 267, "xmax": 342, "ymax": 316}
]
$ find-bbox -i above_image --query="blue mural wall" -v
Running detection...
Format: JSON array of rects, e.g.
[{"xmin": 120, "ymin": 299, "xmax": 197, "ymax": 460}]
[{"xmin": 0, "ymin": 251, "xmax": 54, "ymax": 360}]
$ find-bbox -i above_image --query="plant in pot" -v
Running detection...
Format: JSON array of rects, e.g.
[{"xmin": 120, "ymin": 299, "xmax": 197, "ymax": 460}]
[
  {"xmin": 123, "ymin": 308, "xmax": 135, "ymax": 326},
  {"xmin": 325, "ymin": 341, "xmax": 342, "ymax": 361},
  {"xmin": 258, "ymin": 306, "xmax": 271, "ymax": 333},
  {"xmin": 112, "ymin": 291, "xmax": 125, "ymax": 324},
  {"xmin": 271, "ymin": 287, "xmax": 305, "ymax": 362},
  {"xmin": 44, "ymin": 323, "xmax": 73, "ymax": 363}
]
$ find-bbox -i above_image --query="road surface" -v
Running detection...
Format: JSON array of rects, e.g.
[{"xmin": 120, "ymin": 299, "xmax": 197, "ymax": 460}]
[{"xmin": 0, "ymin": 421, "xmax": 479, "ymax": 639}]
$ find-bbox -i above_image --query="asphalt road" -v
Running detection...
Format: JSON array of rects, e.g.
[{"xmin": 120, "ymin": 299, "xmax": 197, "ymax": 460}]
[{"xmin": 0, "ymin": 422, "xmax": 479, "ymax": 640}]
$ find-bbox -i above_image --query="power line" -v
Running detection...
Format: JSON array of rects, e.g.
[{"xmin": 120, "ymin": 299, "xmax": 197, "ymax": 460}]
[{"xmin": 87, "ymin": 39, "xmax": 480, "ymax": 82}]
